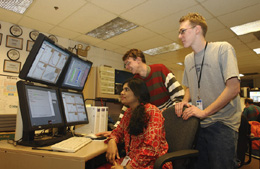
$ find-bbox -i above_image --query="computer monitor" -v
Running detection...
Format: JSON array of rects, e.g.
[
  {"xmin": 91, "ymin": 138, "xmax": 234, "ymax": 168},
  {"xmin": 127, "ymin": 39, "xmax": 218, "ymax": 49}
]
[
  {"xmin": 19, "ymin": 33, "xmax": 70, "ymax": 86},
  {"xmin": 114, "ymin": 69, "xmax": 134, "ymax": 94},
  {"xmin": 58, "ymin": 54, "xmax": 92, "ymax": 91},
  {"xmin": 16, "ymin": 80, "xmax": 65, "ymax": 142},
  {"xmin": 249, "ymin": 90, "xmax": 260, "ymax": 102},
  {"xmin": 59, "ymin": 89, "xmax": 89, "ymax": 126}
]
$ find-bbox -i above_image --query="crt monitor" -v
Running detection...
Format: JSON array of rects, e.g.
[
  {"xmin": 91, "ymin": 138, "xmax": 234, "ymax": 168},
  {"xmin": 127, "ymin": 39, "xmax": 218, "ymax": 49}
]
[
  {"xmin": 59, "ymin": 54, "xmax": 93, "ymax": 91},
  {"xmin": 249, "ymin": 90, "xmax": 260, "ymax": 102},
  {"xmin": 59, "ymin": 89, "xmax": 89, "ymax": 126},
  {"xmin": 16, "ymin": 80, "xmax": 65, "ymax": 142},
  {"xmin": 19, "ymin": 33, "xmax": 70, "ymax": 86}
]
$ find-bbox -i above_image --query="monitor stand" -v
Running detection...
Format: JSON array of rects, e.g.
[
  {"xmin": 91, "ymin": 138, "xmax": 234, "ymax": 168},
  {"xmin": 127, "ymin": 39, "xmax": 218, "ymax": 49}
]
[
  {"xmin": 15, "ymin": 107, "xmax": 72, "ymax": 147},
  {"xmin": 14, "ymin": 107, "xmax": 23, "ymax": 141}
]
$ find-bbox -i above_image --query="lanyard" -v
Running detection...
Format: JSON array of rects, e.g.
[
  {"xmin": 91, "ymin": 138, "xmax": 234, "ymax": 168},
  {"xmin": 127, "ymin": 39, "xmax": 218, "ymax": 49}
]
[{"xmin": 196, "ymin": 42, "xmax": 208, "ymax": 89}]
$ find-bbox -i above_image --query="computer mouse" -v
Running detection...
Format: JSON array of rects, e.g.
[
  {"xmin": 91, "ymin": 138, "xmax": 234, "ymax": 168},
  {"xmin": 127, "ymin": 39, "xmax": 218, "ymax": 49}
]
[{"xmin": 85, "ymin": 133, "xmax": 98, "ymax": 139}]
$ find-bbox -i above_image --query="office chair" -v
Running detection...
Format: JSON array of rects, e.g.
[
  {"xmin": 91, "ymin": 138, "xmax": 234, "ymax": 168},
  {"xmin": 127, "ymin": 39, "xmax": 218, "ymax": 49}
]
[
  {"xmin": 237, "ymin": 115, "xmax": 252, "ymax": 167},
  {"xmin": 237, "ymin": 115, "xmax": 260, "ymax": 168},
  {"xmin": 154, "ymin": 105, "xmax": 200, "ymax": 169}
]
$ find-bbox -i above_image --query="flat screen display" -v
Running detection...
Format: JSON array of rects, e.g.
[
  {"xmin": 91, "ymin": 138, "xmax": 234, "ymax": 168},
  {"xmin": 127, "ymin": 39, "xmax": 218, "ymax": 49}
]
[
  {"xmin": 17, "ymin": 81, "xmax": 64, "ymax": 131},
  {"xmin": 60, "ymin": 55, "xmax": 92, "ymax": 91},
  {"xmin": 249, "ymin": 90, "xmax": 260, "ymax": 102},
  {"xmin": 19, "ymin": 33, "xmax": 70, "ymax": 86},
  {"xmin": 60, "ymin": 90, "xmax": 88, "ymax": 126}
]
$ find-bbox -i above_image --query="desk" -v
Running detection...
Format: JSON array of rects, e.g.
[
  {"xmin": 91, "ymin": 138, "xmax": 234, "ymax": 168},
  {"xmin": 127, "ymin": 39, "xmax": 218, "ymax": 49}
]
[{"xmin": 0, "ymin": 140, "xmax": 107, "ymax": 169}]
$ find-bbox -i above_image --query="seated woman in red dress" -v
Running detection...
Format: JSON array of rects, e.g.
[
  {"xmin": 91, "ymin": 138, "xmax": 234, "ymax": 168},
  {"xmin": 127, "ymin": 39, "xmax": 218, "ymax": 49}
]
[{"xmin": 102, "ymin": 78, "xmax": 172, "ymax": 169}]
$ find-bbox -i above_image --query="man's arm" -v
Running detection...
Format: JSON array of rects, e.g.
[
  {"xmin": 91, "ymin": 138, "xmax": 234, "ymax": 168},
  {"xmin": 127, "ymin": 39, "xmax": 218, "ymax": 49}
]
[
  {"xmin": 166, "ymin": 73, "xmax": 184, "ymax": 102},
  {"xmin": 182, "ymin": 77, "xmax": 240, "ymax": 120},
  {"xmin": 202, "ymin": 77, "xmax": 240, "ymax": 117}
]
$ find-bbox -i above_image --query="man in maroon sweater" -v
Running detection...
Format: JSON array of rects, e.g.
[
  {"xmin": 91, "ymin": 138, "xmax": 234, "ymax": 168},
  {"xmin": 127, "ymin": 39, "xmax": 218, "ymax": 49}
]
[{"xmin": 122, "ymin": 48, "xmax": 184, "ymax": 110}]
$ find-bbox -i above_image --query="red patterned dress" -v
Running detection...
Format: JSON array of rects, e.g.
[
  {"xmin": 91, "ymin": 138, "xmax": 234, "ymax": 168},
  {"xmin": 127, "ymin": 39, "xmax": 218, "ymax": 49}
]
[{"xmin": 109, "ymin": 103, "xmax": 172, "ymax": 169}]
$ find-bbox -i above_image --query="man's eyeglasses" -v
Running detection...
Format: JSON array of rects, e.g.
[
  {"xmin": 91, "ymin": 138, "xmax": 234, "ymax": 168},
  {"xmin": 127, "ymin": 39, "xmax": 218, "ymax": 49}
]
[
  {"xmin": 124, "ymin": 61, "xmax": 130, "ymax": 68},
  {"xmin": 178, "ymin": 26, "xmax": 196, "ymax": 35}
]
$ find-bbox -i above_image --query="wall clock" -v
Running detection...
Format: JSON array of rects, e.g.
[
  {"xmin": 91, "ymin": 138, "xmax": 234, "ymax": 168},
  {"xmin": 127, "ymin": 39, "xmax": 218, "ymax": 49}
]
[
  {"xmin": 48, "ymin": 35, "xmax": 58, "ymax": 43},
  {"xmin": 29, "ymin": 30, "xmax": 39, "ymax": 41},
  {"xmin": 7, "ymin": 49, "xmax": 20, "ymax": 61},
  {"xmin": 10, "ymin": 25, "xmax": 23, "ymax": 37}
]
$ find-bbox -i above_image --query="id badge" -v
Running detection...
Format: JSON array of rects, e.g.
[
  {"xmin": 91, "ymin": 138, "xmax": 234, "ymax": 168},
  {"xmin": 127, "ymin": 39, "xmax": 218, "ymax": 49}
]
[
  {"xmin": 121, "ymin": 156, "xmax": 131, "ymax": 166},
  {"xmin": 196, "ymin": 99, "xmax": 203, "ymax": 110}
]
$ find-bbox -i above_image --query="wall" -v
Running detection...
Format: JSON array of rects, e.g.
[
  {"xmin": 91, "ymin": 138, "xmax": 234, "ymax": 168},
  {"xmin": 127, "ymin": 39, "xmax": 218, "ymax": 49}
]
[
  {"xmin": 0, "ymin": 20, "xmax": 124, "ymax": 77},
  {"xmin": 254, "ymin": 77, "xmax": 260, "ymax": 88}
]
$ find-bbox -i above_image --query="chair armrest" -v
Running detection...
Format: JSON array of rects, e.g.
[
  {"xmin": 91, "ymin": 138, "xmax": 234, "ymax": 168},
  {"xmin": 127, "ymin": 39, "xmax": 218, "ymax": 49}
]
[
  {"xmin": 154, "ymin": 149, "xmax": 199, "ymax": 169},
  {"xmin": 250, "ymin": 136, "xmax": 260, "ymax": 141}
]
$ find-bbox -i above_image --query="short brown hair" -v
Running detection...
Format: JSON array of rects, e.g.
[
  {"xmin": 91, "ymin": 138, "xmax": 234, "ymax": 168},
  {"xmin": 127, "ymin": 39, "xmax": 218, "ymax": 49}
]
[
  {"xmin": 245, "ymin": 98, "xmax": 254, "ymax": 104},
  {"xmin": 179, "ymin": 13, "xmax": 208, "ymax": 37},
  {"xmin": 122, "ymin": 49, "xmax": 146, "ymax": 63}
]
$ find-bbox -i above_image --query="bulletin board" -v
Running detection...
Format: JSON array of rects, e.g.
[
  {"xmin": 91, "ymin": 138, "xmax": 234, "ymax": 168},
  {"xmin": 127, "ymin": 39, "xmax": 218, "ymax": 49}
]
[{"xmin": 0, "ymin": 75, "xmax": 19, "ymax": 115}]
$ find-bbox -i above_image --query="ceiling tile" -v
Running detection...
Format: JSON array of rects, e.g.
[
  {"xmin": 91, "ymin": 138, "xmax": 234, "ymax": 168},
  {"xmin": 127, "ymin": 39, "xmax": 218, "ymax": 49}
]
[
  {"xmin": 238, "ymin": 33, "xmax": 259, "ymax": 44},
  {"xmin": 19, "ymin": 16, "xmax": 54, "ymax": 33},
  {"xmin": 74, "ymin": 34, "xmax": 103, "ymax": 45},
  {"xmin": 145, "ymin": 4, "xmax": 213, "ymax": 35},
  {"xmin": 202, "ymin": 0, "xmax": 260, "ymax": 16},
  {"xmin": 225, "ymin": 37, "xmax": 244, "ymax": 48},
  {"xmin": 94, "ymin": 41, "xmax": 121, "ymax": 50},
  {"xmin": 126, "ymin": 35, "xmax": 172, "ymax": 51},
  {"xmin": 89, "ymin": 0, "xmax": 146, "ymax": 15},
  {"xmin": 25, "ymin": 0, "xmax": 87, "ymax": 25},
  {"xmin": 112, "ymin": 46, "xmax": 130, "ymax": 55},
  {"xmin": 49, "ymin": 26, "xmax": 81, "ymax": 39},
  {"xmin": 217, "ymin": 3, "xmax": 260, "ymax": 27},
  {"xmin": 121, "ymin": 0, "xmax": 198, "ymax": 25},
  {"xmin": 0, "ymin": 8, "xmax": 23, "ymax": 23},
  {"xmin": 247, "ymin": 41, "xmax": 260, "ymax": 50},
  {"xmin": 106, "ymin": 27, "xmax": 157, "ymax": 46},
  {"xmin": 206, "ymin": 28, "xmax": 236, "ymax": 41},
  {"xmin": 206, "ymin": 18, "xmax": 226, "ymax": 33},
  {"xmin": 59, "ymin": 3, "xmax": 117, "ymax": 33}
]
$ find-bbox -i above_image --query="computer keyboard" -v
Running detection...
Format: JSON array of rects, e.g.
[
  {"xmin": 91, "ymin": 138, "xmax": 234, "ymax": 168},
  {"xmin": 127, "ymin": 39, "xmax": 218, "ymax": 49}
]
[{"xmin": 51, "ymin": 137, "xmax": 92, "ymax": 153}]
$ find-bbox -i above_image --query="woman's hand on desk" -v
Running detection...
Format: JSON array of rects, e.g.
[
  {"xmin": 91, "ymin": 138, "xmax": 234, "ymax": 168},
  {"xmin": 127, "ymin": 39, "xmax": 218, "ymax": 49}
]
[
  {"xmin": 96, "ymin": 131, "xmax": 112, "ymax": 137},
  {"xmin": 111, "ymin": 162, "xmax": 132, "ymax": 169},
  {"xmin": 111, "ymin": 162, "xmax": 123, "ymax": 169},
  {"xmin": 106, "ymin": 139, "xmax": 120, "ymax": 164}
]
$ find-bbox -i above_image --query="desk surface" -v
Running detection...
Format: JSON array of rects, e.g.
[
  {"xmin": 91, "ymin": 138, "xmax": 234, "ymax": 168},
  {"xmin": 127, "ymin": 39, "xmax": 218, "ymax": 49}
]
[{"xmin": 0, "ymin": 139, "xmax": 107, "ymax": 161}]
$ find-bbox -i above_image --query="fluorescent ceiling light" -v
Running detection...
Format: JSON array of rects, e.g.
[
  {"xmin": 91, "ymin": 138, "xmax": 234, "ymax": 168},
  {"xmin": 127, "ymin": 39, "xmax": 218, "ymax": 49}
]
[
  {"xmin": 86, "ymin": 17, "xmax": 138, "ymax": 40},
  {"xmin": 177, "ymin": 62, "xmax": 183, "ymax": 65},
  {"xmin": 239, "ymin": 74, "xmax": 244, "ymax": 77},
  {"xmin": 0, "ymin": 0, "xmax": 33, "ymax": 14},
  {"xmin": 230, "ymin": 20, "xmax": 260, "ymax": 35},
  {"xmin": 143, "ymin": 43, "xmax": 183, "ymax": 55},
  {"xmin": 253, "ymin": 48, "xmax": 260, "ymax": 54}
]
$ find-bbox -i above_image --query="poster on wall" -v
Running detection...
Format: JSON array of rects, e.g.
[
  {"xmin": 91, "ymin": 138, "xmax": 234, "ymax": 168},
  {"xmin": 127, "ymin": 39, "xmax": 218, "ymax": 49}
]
[{"xmin": 0, "ymin": 75, "xmax": 19, "ymax": 115}]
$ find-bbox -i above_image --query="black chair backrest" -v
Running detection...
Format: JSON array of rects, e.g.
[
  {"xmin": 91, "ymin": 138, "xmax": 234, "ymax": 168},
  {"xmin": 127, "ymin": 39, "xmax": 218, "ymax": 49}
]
[{"xmin": 163, "ymin": 106, "xmax": 200, "ymax": 153}]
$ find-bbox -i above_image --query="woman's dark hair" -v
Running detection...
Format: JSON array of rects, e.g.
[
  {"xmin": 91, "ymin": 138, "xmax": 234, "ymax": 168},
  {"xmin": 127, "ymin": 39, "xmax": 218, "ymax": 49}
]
[{"xmin": 123, "ymin": 78, "xmax": 150, "ymax": 136}]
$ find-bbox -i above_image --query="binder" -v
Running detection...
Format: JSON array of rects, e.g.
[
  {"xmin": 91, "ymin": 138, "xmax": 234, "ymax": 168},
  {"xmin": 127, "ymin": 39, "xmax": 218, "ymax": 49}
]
[
  {"xmin": 75, "ymin": 106, "xmax": 108, "ymax": 135},
  {"xmin": 99, "ymin": 107, "xmax": 108, "ymax": 132}
]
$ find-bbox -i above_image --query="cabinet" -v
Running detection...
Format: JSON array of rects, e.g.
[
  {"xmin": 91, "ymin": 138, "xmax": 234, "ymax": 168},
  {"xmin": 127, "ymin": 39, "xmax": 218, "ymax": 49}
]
[{"xmin": 82, "ymin": 67, "xmax": 120, "ymax": 106}]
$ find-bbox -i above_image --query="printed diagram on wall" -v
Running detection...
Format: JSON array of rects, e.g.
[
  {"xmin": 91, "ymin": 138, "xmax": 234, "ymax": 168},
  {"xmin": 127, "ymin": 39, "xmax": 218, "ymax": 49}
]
[{"xmin": 0, "ymin": 75, "xmax": 19, "ymax": 115}]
